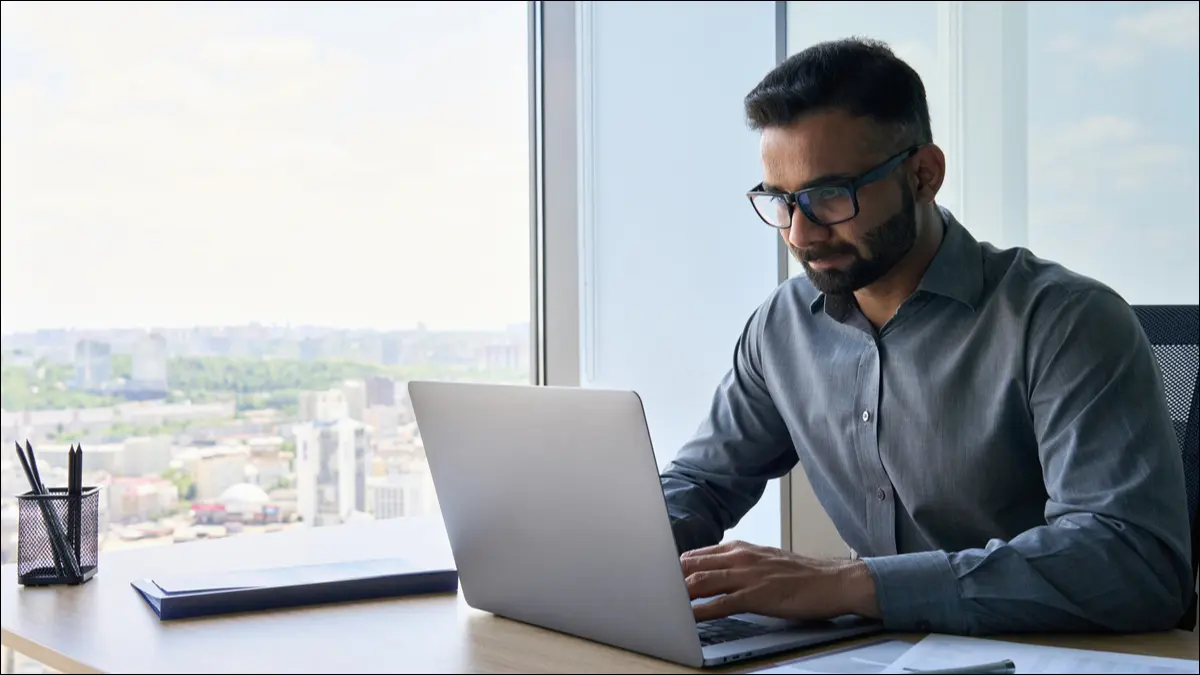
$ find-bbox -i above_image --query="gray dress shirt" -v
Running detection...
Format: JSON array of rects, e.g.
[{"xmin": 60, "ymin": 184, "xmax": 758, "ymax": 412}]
[{"xmin": 660, "ymin": 208, "xmax": 1192, "ymax": 635}]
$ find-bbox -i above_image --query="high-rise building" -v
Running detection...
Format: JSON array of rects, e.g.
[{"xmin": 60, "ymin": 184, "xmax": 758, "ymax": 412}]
[
  {"xmin": 293, "ymin": 418, "xmax": 371, "ymax": 527},
  {"xmin": 128, "ymin": 332, "xmax": 169, "ymax": 398},
  {"xmin": 362, "ymin": 405, "xmax": 401, "ymax": 441},
  {"xmin": 341, "ymin": 380, "xmax": 367, "ymax": 422},
  {"xmin": 365, "ymin": 376, "xmax": 395, "ymax": 407},
  {"xmin": 73, "ymin": 340, "xmax": 112, "ymax": 391},
  {"xmin": 365, "ymin": 471, "xmax": 437, "ymax": 520},
  {"xmin": 299, "ymin": 389, "xmax": 349, "ymax": 423}
]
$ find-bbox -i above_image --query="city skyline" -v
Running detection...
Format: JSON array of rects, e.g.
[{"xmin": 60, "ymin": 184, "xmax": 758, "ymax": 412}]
[{"xmin": 2, "ymin": 318, "xmax": 532, "ymax": 340}]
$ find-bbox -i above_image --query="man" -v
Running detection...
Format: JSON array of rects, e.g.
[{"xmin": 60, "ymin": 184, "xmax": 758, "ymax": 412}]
[{"xmin": 660, "ymin": 37, "xmax": 1193, "ymax": 636}]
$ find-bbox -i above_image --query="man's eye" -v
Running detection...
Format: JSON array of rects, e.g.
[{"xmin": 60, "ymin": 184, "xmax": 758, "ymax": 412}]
[{"xmin": 813, "ymin": 187, "xmax": 846, "ymax": 201}]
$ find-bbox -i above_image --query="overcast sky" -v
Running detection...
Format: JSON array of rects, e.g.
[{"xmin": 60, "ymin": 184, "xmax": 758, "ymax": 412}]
[
  {"xmin": 1, "ymin": 0, "xmax": 531, "ymax": 333},
  {"xmin": 2, "ymin": 1, "xmax": 1197, "ymax": 334}
]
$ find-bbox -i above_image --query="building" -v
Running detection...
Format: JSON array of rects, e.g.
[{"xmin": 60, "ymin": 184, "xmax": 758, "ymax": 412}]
[
  {"xmin": 362, "ymin": 406, "xmax": 401, "ymax": 441},
  {"xmin": 341, "ymin": 380, "xmax": 367, "ymax": 422},
  {"xmin": 299, "ymin": 389, "xmax": 348, "ymax": 423},
  {"xmin": 477, "ymin": 342, "xmax": 522, "ymax": 371},
  {"xmin": 192, "ymin": 483, "xmax": 280, "ymax": 525},
  {"xmin": 27, "ymin": 443, "xmax": 124, "ymax": 475},
  {"xmin": 179, "ymin": 446, "xmax": 250, "ymax": 501},
  {"xmin": 127, "ymin": 332, "xmax": 169, "ymax": 398},
  {"xmin": 365, "ymin": 376, "xmax": 395, "ymax": 407},
  {"xmin": 293, "ymin": 418, "xmax": 370, "ymax": 527},
  {"xmin": 74, "ymin": 340, "xmax": 112, "ymax": 391},
  {"xmin": 364, "ymin": 471, "xmax": 437, "ymax": 520},
  {"xmin": 121, "ymin": 436, "xmax": 173, "ymax": 477},
  {"xmin": 107, "ymin": 476, "xmax": 179, "ymax": 523},
  {"xmin": 246, "ymin": 437, "xmax": 291, "ymax": 490}
]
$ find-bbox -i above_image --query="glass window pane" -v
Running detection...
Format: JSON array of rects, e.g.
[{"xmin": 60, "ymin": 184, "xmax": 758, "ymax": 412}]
[
  {"xmin": 1, "ymin": 0, "xmax": 530, "ymax": 566},
  {"xmin": 1027, "ymin": 1, "xmax": 1199, "ymax": 303}
]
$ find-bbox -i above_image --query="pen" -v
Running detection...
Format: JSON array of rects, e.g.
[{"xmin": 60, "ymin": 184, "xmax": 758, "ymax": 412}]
[{"xmin": 904, "ymin": 659, "xmax": 1016, "ymax": 674}]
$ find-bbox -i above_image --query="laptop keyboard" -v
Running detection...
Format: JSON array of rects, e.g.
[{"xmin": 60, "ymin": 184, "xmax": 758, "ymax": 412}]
[{"xmin": 696, "ymin": 617, "xmax": 779, "ymax": 646}]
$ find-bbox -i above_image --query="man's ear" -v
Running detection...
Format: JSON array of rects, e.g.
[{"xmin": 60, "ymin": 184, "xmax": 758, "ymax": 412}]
[{"xmin": 912, "ymin": 143, "xmax": 946, "ymax": 205}]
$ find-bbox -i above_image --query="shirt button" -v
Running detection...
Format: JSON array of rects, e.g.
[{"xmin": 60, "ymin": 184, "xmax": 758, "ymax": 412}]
[
  {"xmin": 861, "ymin": 410, "xmax": 872, "ymax": 423},
  {"xmin": 876, "ymin": 487, "xmax": 887, "ymax": 501}
]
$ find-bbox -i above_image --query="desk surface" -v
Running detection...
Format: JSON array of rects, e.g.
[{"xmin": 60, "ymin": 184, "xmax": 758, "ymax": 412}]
[{"xmin": 2, "ymin": 517, "xmax": 1197, "ymax": 674}]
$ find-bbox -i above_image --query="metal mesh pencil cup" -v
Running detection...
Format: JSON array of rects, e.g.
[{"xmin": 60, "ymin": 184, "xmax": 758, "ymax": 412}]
[{"xmin": 16, "ymin": 486, "xmax": 100, "ymax": 586}]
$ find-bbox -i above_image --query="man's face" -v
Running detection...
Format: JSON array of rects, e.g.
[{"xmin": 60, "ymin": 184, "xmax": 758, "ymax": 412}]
[{"xmin": 760, "ymin": 111, "xmax": 918, "ymax": 295}]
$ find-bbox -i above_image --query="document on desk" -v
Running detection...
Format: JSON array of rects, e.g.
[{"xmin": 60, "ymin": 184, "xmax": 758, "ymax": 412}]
[
  {"xmin": 882, "ymin": 634, "xmax": 1199, "ymax": 674},
  {"xmin": 745, "ymin": 639, "xmax": 913, "ymax": 674}
]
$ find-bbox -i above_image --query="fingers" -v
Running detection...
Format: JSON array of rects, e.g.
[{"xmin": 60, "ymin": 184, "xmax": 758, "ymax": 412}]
[
  {"xmin": 681, "ymin": 539, "xmax": 751, "ymax": 559},
  {"xmin": 692, "ymin": 591, "xmax": 748, "ymax": 622},
  {"xmin": 680, "ymin": 549, "xmax": 746, "ymax": 576},
  {"xmin": 685, "ymin": 568, "xmax": 757, "ymax": 600}
]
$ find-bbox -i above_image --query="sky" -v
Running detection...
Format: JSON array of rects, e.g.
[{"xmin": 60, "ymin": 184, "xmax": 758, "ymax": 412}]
[
  {"xmin": 1, "ymin": 0, "xmax": 531, "ymax": 333},
  {"xmin": 3, "ymin": 1, "xmax": 1198, "ymax": 335}
]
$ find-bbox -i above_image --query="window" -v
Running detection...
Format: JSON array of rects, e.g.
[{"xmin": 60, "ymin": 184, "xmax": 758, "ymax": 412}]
[
  {"xmin": 786, "ymin": 1, "xmax": 1199, "ymax": 301},
  {"xmin": 1025, "ymin": 1, "xmax": 1199, "ymax": 303},
  {"xmin": 0, "ymin": 0, "xmax": 531, "ymax": 628},
  {"xmin": 783, "ymin": 1, "xmax": 1198, "ymax": 556}
]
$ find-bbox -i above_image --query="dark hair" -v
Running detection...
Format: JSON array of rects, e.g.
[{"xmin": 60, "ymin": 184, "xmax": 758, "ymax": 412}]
[{"xmin": 744, "ymin": 37, "xmax": 931, "ymax": 148}]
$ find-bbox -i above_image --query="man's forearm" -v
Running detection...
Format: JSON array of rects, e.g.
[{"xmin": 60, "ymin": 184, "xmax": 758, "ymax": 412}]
[{"xmin": 860, "ymin": 513, "xmax": 1191, "ymax": 635}]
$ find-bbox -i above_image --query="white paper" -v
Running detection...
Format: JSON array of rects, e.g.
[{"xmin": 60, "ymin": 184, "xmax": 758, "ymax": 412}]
[
  {"xmin": 747, "ymin": 639, "xmax": 914, "ymax": 674},
  {"xmin": 882, "ymin": 634, "xmax": 1199, "ymax": 675}
]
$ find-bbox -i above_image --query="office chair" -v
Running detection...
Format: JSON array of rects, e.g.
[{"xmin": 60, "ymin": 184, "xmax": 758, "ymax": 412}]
[{"xmin": 1132, "ymin": 304, "xmax": 1199, "ymax": 632}]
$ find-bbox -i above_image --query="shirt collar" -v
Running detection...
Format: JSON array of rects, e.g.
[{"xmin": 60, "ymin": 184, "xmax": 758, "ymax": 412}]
[
  {"xmin": 915, "ymin": 207, "xmax": 983, "ymax": 310},
  {"xmin": 807, "ymin": 206, "xmax": 983, "ymax": 316}
]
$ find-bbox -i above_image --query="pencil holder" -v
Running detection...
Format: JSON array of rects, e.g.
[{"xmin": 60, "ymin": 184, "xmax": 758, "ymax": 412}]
[{"xmin": 17, "ymin": 486, "xmax": 100, "ymax": 586}]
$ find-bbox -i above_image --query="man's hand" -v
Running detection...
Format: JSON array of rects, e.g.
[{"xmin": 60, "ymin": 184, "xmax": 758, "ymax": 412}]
[{"xmin": 680, "ymin": 540, "xmax": 880, "ymax": 623}]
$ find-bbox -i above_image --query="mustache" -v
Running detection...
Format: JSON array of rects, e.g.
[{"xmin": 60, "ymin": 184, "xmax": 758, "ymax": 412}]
[{"xmin": 791, "ymin": 243, "xmax": 857, "ymax": 263}]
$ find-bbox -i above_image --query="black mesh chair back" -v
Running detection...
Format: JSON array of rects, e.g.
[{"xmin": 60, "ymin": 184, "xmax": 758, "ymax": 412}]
[{"xmin": 1132, "ymin": 304, "xmax": 1199, "ymax": 631}]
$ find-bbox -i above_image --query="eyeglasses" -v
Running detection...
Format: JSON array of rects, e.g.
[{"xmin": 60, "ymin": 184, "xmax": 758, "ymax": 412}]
[{"xmin": 746, "ymin": 145, "xmax": 921, "ymax": 229}]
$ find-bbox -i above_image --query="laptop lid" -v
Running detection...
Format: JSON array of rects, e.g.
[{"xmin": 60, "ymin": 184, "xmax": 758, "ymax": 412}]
[{"xmin": 408, "ymin": 381, "xmax": 707, "ymax": 668}]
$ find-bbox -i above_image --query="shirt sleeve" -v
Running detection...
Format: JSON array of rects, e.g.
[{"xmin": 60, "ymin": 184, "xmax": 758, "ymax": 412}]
[
  {"xmin": 660, "ymin": 305, "xmax": 799, "ymax": 554},
  {"xmin": 863, "ymin": 288, "xmax": 1193, "ymax": 635}
]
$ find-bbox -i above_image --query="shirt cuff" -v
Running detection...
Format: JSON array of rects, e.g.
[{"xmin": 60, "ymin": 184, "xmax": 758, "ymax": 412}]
[
  {"xmin": 861, "ymin": 551, "xmax": 965, "ymax": 634},
  {"xmin": 667, "ymin": 514, "xmax": 717, "ymax": 555}
]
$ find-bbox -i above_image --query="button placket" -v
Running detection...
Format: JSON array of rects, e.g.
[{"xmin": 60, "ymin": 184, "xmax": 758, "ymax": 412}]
[{"xmin": 859, "ymin": 338, "xmax": 897, "ymax": 556}]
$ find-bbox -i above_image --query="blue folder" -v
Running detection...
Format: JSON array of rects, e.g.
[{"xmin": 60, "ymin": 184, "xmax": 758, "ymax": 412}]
[{"xmin": 131, "ymin": 557, "xmax": 458, "ymax": 621}]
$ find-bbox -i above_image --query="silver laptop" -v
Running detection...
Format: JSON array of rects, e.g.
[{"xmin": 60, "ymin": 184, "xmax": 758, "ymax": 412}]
[{"xmin": 408, "ymin": 381, "xmax": 882, "ymax": 669}]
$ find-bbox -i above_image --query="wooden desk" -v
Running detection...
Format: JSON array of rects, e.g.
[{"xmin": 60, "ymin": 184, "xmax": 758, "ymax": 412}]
[{"xmin": 2, "ymin": 517, "xmax": 1196, "ymax": 673}]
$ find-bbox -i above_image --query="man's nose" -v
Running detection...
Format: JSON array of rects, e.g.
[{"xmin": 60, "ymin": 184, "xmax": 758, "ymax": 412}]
[{"xmin": 784, "ymin": 208, "xmax": 828, "ymax": 250}]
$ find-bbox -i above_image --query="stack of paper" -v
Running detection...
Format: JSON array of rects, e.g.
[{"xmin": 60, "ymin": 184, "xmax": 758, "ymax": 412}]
[{"xmin": 747, "ymin": 639, "xmax": 914, "ymax": 674}]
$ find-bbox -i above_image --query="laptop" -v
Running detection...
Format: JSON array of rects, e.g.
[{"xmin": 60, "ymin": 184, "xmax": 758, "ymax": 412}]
[{"xmin": 407, "ymin": 381, "xmax": 883, "ymax": 669}]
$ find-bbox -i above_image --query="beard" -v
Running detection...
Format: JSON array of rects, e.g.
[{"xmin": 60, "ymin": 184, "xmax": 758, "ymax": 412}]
[{"xmin": 792, "ymin": 184, "xmax": 917, "ymax": 296}]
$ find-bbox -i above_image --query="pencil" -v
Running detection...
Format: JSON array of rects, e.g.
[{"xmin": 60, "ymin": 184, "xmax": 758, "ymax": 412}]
[
  {"xmin": 15, "ymin": 442, "xmax": 67, "ymax": 578},
  {"xmin": 22, "ymin": 441, "xmax": 81, "ymax": 581}
]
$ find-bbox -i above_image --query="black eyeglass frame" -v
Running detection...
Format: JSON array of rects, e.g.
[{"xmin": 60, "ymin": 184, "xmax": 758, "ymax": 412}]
[{"xmin": 746, "ymin": 145, "xmax": 923, "ymax": 228}]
